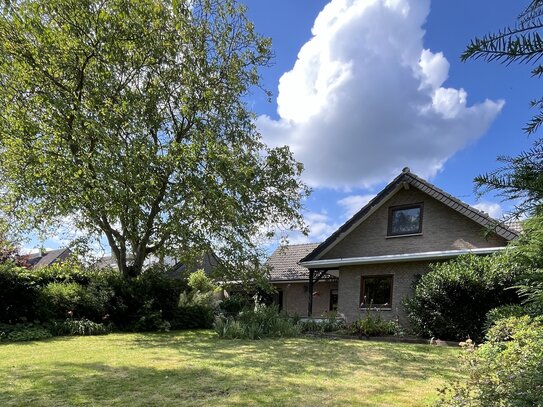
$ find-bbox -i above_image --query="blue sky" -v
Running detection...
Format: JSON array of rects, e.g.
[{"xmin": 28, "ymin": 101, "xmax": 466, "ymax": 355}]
[
  {"xmin": 29, "ymin": 0, "xmax": 537, "ymax": 253},
  {"xmin": 241, "ymin": 0, "xmax": 537, "ymax": 245}
]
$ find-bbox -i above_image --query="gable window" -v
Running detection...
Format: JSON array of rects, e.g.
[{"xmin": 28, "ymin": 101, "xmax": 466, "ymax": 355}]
[
  {"xmin": 388, "ymin": 203, "xmax": 423, "ymax": 236},
  {"xmin": 360, "ymin": 275, "xmax": 393, "ymax": 308}
]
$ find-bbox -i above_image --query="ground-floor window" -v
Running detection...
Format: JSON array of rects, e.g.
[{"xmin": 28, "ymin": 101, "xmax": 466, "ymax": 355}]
[
  {"xmin": 329, "ymin": 289, "xmax": 338, "ymax": 311},
  {"xmin": 360, "ymin": 275, "xmax": 393, "ymax": 308}
]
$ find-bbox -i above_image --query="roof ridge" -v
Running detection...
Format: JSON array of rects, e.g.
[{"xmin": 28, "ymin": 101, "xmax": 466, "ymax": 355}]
[
  {"xmin": 405, "ymin": 172, "xmax": 517, "ymax": 235},
  {"xmin": 301, "ymin": 170, "xmax": 518, "ymax": 263}
]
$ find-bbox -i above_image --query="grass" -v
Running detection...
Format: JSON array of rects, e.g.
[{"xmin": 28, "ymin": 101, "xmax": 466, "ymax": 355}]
[{"xmin": 0, "ymin": 330, "xmax": 462, "ymax": 406}]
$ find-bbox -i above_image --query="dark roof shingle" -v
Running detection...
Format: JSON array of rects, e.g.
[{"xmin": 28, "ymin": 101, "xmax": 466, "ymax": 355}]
[
  {"xmin": 27, "ymin": 248, "xmax": 71, "ymax": 268},
  {"xmin": 266, "ymin": 243, "xmax": 320, "ymax": 281}
]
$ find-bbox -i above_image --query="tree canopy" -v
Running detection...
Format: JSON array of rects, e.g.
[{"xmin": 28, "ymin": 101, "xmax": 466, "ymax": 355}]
[{"xmin": 0, "ymin": 0, "xmax": 309, "ymax": 279}]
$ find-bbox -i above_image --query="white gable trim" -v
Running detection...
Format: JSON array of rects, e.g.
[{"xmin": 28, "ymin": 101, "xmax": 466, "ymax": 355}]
[{"xmin": 300, "ymin": 247, "xmax": 507, "ymax": 269}]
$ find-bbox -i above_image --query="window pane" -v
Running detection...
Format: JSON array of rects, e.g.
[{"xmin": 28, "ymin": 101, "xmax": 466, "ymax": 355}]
[
  {"xmin": 391, "ymin": 206, "xmax": 421, "ymax": 234},
  {"xmin": 330, "ymin": 289, "xmax": 338, "ymax": 311},
  {"xmin": 361, "ymin": 276, "xmax": 392, "ymax": 307}
]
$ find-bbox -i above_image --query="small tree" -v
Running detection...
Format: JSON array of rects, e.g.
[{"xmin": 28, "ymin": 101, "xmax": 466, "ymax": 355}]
[{"xmin": 0, "ymin": 0, "xmax": 308, "ymax": 279}]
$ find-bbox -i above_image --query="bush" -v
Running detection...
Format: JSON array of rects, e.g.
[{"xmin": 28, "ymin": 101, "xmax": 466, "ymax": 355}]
[
  {"xmin": 47, "ymin": 318, "xmax": 111, "ymax": 336},
  {"xmin": 0, "ymin": 323, "xmax": 52, "ymax": 342},
  {"xmin": 214, "ymin": 304, "xmax": 301, "ymax": 339},
  {"xmin": 104, "ymin": 269, "xmax": 187, "ymax": 330},
  {"xmin": 0, "ymin": 262, "xmax": 40, "ymax": 323},
  {"xmin": 299, "ymin": 314, "xmax": 346, "ymax": 333},
  {"xmin": 0, "ymin": 261, "xmax": 114, "ymax": 324},
  {"xmin": 187, "ymin": 269, "xmax": 216, "ymax": 293},
  {"xmin": 171, "ymin": 305, "xmax": 214, "ymax": 329},
  {"xmin": 437, "ymin": 316, "xmax": 543, "ymax": 407},
  {"xmin": 37, "ymin": 282, "xmax": 93, "ymax": 320},
  {"xmin": 484, "ymin": 304, "xmax": 528, "ymax": 331},
  {"xmin": 219, "ymin": 294, "xmax": 251, "ymax": 316},
  {"xmin": 350, "ymin": 313, "xmax": 398, "ymax": 337},
  {"xmin": 404, "ymin": 254, "xmax": 520, "ymax": 341}
]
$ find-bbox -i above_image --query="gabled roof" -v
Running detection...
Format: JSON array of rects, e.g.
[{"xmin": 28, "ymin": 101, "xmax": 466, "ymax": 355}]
[
  {"xmin": 266, "ymin": 243, "xmax": 321, "ymax": 281},
  {"xmin": 301, "ymin": 168, "xmax": 519, "ymax": 263},
  {"xmin": 27, "ymin": 248, "xmax": 71, "ymax": 268}
]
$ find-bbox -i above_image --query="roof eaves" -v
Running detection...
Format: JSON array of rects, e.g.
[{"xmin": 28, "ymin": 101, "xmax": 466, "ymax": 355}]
[{"xmin": 301, "ymin": 172, "xmax": 408, "ymax": 262}]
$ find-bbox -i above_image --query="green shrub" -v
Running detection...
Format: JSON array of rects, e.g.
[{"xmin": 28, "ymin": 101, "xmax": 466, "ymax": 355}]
[
  {"xmin": 219, "ymin": 294, "xmax": 251, "ymax": 316},
  {"xmin": 0, "ymin": 323, "xmax": 52, "ymax": 342},
  {"xmin": 404, "ymin": 254, "xmax": 520, "ymax": 341},
  {"xmin": 350, "ymin": 314, "xmax": 398, "ymax": 337},
  {"xmin": 171, "ymin": 305, "xmax": 214, "ymax": 329},
  {"xmin": 30, "ymin": 260, "xmax": 94, "ymax": 285},
  {"xmin": 104, "ymin": 269, "xmax": 187, "ymax": 331},
  {"xmin": 0, "ymin": 262, "xmax": 40, "ymax": 323},
  {"xmin": 214, "ymin": 318, "xmax": 244, "ymax": 339},
  {"xmin": 46, "ymin": 318, "xmax": 111, "ymax": 336},
  {"xmin": 187, "ymin": 269, "xmax": 216, "ymax": 293},
  {"xmin": 437, "ymin": 316, "xmax": 543, "ymax": 407},
  {"xmin": 484, "ymin": 304, "xmax": 529, "ymax": 331},
  {"xmin": 214, "ymin": 304, "xmax": 301, "ymax": 339},
  {"xmin": 37, "ymin": 282, "xmax": 91, "ymax": 320},
  {"xmin": 299, "ymin": 314, "xmax": 346, "ymax": 333}
]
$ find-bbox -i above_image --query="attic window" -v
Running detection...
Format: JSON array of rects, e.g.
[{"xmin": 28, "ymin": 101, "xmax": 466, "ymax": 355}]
[{"xmin": 387, "ymin": 203, "xmax": 423, "ymax": 236}]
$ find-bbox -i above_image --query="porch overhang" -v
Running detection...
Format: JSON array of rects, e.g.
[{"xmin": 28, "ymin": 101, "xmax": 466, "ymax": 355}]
[{"xmin": 299, "ymin": 247, "xmax": 507, "ymax": 269}]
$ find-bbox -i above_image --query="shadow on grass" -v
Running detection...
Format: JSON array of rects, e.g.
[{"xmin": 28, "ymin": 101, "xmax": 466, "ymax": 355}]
[
  {"xmin": 129, "ymin": 330, "xmax": 461, "ymax": 382},
  {"xmin": 0, "ymin": 331, "xmax": 462, "ymax": 407}
]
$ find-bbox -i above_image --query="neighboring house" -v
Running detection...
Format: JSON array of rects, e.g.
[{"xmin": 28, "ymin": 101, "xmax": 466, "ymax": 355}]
[
  {"xmin": 26, "ymin": 248, "xmax": 72, "ymax": 268},
  {"xmin": 268, "ymin": 168, "xmax": 519, "ymax": 326},
  {"xmin": 95, "ymin": 251, "xmax": 219, "ymax": 278},
  {"xmin": 167, "ymin": 252, "xmax": 219, "ymax": 279},
  {"xmin": 266, "ymin": 243, "xmax": 338, "ymax": 315}
]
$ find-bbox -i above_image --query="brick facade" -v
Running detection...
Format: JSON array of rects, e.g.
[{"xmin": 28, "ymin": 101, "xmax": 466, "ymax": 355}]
[
  {"xmin": 318, "ymin": 186, "xmax": 510, "ymax": 324},
  {"xmin": 337, "ymin": 262, "xmax": 429, "ymax": 324},
  {"xmin": 322, "ymin": 187, "xmax": 507, "ymax": 260},
  {"xmin": 273, "ymin": 281, "xmax": 338, "ymax": 317}
]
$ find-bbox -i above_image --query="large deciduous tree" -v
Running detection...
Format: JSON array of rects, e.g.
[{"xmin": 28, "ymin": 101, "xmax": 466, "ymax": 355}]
[{"xmin": 0, "ymin": 0, "xmax": 308, "ymax": 279}]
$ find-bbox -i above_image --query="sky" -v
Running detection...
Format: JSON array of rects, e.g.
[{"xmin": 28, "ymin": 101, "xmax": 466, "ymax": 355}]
[
  {"xmin": 240, "ymin": 0, "xmax": 537, "ymax": 246},
  {"xmin": 27, "ymin": 0, "xmax": 538, "ymax": 253}
]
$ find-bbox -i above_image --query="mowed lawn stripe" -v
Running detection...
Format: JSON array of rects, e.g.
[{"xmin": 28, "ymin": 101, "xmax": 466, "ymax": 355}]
[{"xmin": 0, "ymin": 330, "xmax": 461, "ymax": 407}]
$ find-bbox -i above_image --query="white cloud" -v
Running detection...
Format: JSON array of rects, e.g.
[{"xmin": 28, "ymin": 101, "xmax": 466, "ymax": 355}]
[
  {"xmin": 259, "ymin": 0, "xmax": 504, "ymax": 189},
  {"xmin": 277, "ymin": 211, "xmax": 339, "ymax": 246},
  {"xmin": 337, "ymin": 194, "xmax": 376, "ymax": 219},
  {"xmin": 472, "ymin": 202, "xmax": 503, "ymax": 219}
]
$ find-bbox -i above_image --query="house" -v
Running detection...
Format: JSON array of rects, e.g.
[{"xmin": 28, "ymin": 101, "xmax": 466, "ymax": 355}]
[
  {"xmin": 95, "ymin": 251, "xmax": 219, "ymax": 279},
  {"xmin": 26, "ymin": 248, "xmax": 72, "ymax": 268},
  {"xmin": 266, "ymin": 243, "xmax": 338, "ymax": 315},
  {"xmin": 268, "ymin": 168, "xmax": 519, "ymax": 326}
]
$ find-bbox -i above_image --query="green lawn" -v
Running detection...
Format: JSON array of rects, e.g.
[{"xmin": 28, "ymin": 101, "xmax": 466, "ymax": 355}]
[{"xmin": 0, "ymin": 331, "xmax": 461, "ymax": 406}]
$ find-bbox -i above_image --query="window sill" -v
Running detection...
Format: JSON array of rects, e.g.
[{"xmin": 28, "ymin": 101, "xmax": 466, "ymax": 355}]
[
  {"xmin": 386, "ymin": 233, "xmax": 422, "ymax": 239},
  {"xmin": 360, "ymin": 307, "xmax": 392, "ymax": 312}
]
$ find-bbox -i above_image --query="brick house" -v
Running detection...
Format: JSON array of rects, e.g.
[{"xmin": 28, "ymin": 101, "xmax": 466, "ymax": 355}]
[
  {"xmin": 266, "ymin": 243, "xmax": 338, "ymax": 316},
  {"xmin": 267, "ymin": 168, "xmax": 519, "ymax": 325}
]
